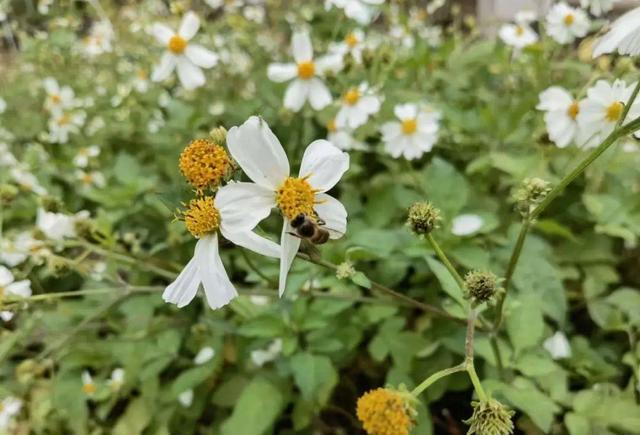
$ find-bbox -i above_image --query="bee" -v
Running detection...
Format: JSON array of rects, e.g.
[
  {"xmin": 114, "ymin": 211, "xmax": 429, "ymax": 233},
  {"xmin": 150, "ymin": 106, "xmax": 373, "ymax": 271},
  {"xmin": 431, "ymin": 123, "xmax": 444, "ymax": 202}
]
[{"xmin": 289, "ymin": 212, "xmax": 331, "ymax": 245}]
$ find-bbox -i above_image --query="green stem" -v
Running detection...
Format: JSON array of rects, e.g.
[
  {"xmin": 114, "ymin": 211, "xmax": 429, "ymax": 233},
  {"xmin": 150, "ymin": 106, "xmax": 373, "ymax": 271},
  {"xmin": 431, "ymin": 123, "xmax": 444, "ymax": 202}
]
[
  {"xmin": 411, "ymin": 363, "xmax": 466, "ymax": 397},
  {"xmin": 466, "ymin": 361, "xmax": 488, "ymax": 402},
  {"xmin": 1, "ymin": 286, "xmax": 162, "ymax": 304},
  {"xmin": 617, "ymin": 80, "xmax": 640, "ymax": 127},
  {"xmin": 241, "ymin": 249, "xmax": 276, "ymax": 286},
  {"xmin": 489, "ymin": 336, "xmax": 504, "ymax": 376},
  {"xmin": 464, "ymin": 308, "xmax": 488, "ymax": 401},
  {"xmin": 426, "ymin": 233, "xmax": 465, "ymax": 289}
]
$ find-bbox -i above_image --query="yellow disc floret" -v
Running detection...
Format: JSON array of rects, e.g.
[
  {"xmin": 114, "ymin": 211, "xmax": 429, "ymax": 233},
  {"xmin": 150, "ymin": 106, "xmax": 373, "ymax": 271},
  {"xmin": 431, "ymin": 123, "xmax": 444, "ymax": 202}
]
[
  {"xmin": 183, "ymin": 196, "xmax": 220, "ymax": 238},
  {"xmin": 179, "ymin": 139, "xmax": 231, "ymax": 190},
  {"xmin": 567, "ymin": 101, "xmax": 580, "ymax": 120},
  {"xmin": 326, "ymin": 119, "xmax": 337, "ymax": 133},
  {"xmin": 605, "ymin": 101, "xmax": 623, "ymax": 122},
  {"xmin": 82, "ymin": 382, "xmax": 96, "ymax": 395},
  {"xmin": 276, "ymin": 177, "xmax": 316, "ymax": 221},
  {"xmin": 344, "ymin": 88, "xmax": 360, "ymax": 105},
  {"xmin": 401, "ymin": 119, "xmax": 418, "ymax": 135},
  {"xmin": 356, "ymin": 388, "xmax": 414, "ymax": 435},
  {"xmin": 297, "ymin": 61, "xmax": 316, "ymax": 80},
  {"xmin": 563, "ymin": 14, "xmax": 574, "ymax": 26},
  {"xmin": 168, "ymin": 35, "xmax": 187, "ymax": 54},
  {"xmin": 345, "ymin": 32, "xmax": 359, "ymax": 48}
]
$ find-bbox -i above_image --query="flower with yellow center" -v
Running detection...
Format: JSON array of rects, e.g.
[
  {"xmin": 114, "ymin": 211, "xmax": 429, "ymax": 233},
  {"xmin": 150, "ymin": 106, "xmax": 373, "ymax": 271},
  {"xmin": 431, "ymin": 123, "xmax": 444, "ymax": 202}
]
[
  {"xmin": 563, "ymin": 14, "xmax": 574, "ymax": 26},
  {"xmin": 605, "ymin": 101, "xmax": 623, "ymax": 122},
  {"xmin": 163, "ymin": 194, "xmax": 280, "ymax": 310},
  {"xmin": 81, "ymin": 371, "xmax": 96, "ymax": 397},
  {"xmin": 0, "ymin": 397, "xmax": 22, "ymax": 426},
  {"xmin": 43, "ymin": 77, "xmax": 77, "ymax": 114},
  {"xmin": 343, "ymin": 88, "xmax": 360, "ymax": 105},
  {"xmin": 381, "ymin": 103, "xmax": 441, "ymax": 160},
  {"xmin": 537, "ymin": 86, "xmax": 582, "ymax": 148},
  {"xmin": 179, "ymin": 139, "xmax": 232, "ymax": 190},
  {"xmin": 216, "ymin": 116, "xmax": 349, "ymax": 296},
  {"xmin": 345, "ymin": 32, "xmax": 359, "ymax": 48},
  {"xmin": 498, "ymin": 12, "xmax": 538, "ymax": 49},
  {"xmin": 356, "ymin": 388, "xmax": 415, "ymax": 435},
  {"xmin": 151, "ymin": 11, "xmax": 219, "ymax": 90},
  {"xmin": 567, "ymin": 101, "xmax": 580, "ymax": 120},
  {"xmin": 267, "ymin": 31, "xmax": 343, "ymax": 112},
  {"xmin": 546, "ymin": 3, "xmax": 589, "ymax": 44},
  {"xmin": 335, "ymin": 82, "xmax": 381, "ymax": 129},
  {"xmin": 401, "ymin": 119, "xmax": 417, "ymax": 135}
]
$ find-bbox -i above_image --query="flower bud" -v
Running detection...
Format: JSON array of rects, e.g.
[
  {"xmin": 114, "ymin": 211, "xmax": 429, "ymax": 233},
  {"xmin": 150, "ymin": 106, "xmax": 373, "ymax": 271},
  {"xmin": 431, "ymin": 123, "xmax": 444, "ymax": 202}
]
[
  {"xmin": 209, "ymin": 126, "xmax": 227, "ymax": 145},
  {"xmin": 0, "ymin": 183, "xmax": 18, "ymax": 205},
  {"xmin": 513, "ymin": 178, "xmax": 551, "ymax": 216},
  {"xmin": 464, "ymin": 270, "xmax": 503, "ymax": 305},
  {"xmin": 336, "ymin": 261, "xmax": 356, "ymax": 280},
  {"xmin": 356, "ymin": 387, "xmax": 417, "ymax": 435},
  {"xmin": 465, "ymin": 398, "xmax": 515, "ymax": 435},
  {"xmin": 40, "ymin": 195, "xmax": 63, "ymax": 213},
  {"xmin": 407, "ymin": 202, "xmax": 441, "ymax": 235},
  {"xmin": 47, "ymin": 256, "xmax": 71, "ymax": 277}
]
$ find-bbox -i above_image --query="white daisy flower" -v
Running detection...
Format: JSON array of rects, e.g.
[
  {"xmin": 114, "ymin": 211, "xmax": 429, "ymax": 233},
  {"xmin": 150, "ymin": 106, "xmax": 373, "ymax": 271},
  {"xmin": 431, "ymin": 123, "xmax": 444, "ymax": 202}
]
[
  {"xmin": 10, "ymin": 167, "xmax": 47, "ymax": 195},
  {"xmin": 451, "ymin": 214, "xmax": 484, "ymax": 236},
  {"xmin": 381, "ymin": 103, "xmax": 440, "ymax": 160},
  {"xmin": 107, "ymin": 368, "xmax": 125, "ymax": 391},
  {"xmin": 178, "ymin": 389, "xmax": 193, "ymax": 407},
  {"xmin": 82, "ymin": 20, "xmax": 114, "ymax": 57},
  {"xmin": 132, "ymin": 69, "xmax": 150, "ymax": 93},
  {"xmin": 36, "ymin": 209, "xmax": 89, "ymax": 242},
  {"xmin": 151, "ymin": 11, "xmax": 219, "ymax": 90},
  {"xmin": 216, "ymin": 116, "xmax": 349, "ymax": 295},
  {"xmin": 193, "ymin": 346, "xmax": 216, "ymax": 365},
  {"xmin": 593, "ymin": 6, "xmax": 640, "ymax": 57},
  {"xmin": 73, "ymin": 145, "xmax": 100, "ymax": 168},
  {"xmin": 546, "ymin": 2, "xmax": 590, "ymax": 44},
  {"xmin": 0, "ymin": 266, "xmax": 32, "ymax": 301},
  {"xmin": 335, "ymin": 82, "xmax": 381, "ymax": 130},
  {"xmin": 536, "ymin": 86, "xmax": 582, "ymax": 148},
  {"xmin": 577, "ymin": 79, "xmax": 640, "ymax": 144},
  {"xmin": 162, "ymin": 196, "xmax": 280, "ymax": 310},
  {"xmin": 330, "ymin": 29, "xmax": 366, "ymax": 64},
  {"xmin": 325, "ymin": 0, "xmax": 383, "ymax": 25},
  {"xmin": 250, "ymin": 338, "xmax": 283, "ymax": 367},
  {"xmin": 327, "ymin": 119, "xmax": 366, "ymax": 151},
  {"xmin": 543, "ymin": 331, "xmax": 572, "ymax": 360},
  {"xmin": 48, "ymin": 111, "xmax": 86, "ymax": 144},
  {"xmin": 499, "ymin": 11, "xmax": 538, "ymax": 49},
  {"xmin": 42, "ymin": 77, "xmax": 77, "ymax": 114},
  {"xmin": 0, "ymin": 232, "xmax": 41, "ymax": 267},
  {"xmin": 581, "ymin": 0, "xmax": 620, "ymax": 17},
  {"xmin": 81, "ymin": 371, "xmax": 96, "ymax": 396},
  {"xmin": 267, "ymin": 30, "xmax": 343, "ymax": 112},
  {"xmin": 76, "ymin": 170, "xmax": 106, "ymax": 188},
  {"xmin": 0, "ymin": 396, "xmax": 22, "ymax": 429}
]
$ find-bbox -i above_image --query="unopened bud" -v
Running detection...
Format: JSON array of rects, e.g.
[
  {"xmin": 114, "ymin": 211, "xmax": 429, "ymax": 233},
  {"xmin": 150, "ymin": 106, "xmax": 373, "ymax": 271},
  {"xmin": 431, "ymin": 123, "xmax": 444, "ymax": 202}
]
[
  {"xmin": 514, "ymin": 178, "xmax": 551, "ymax": 216},
  {"xmin": 336, "ymin": 261, "xmax": 356, "ymax": 280},
  {"xmin": 464, "ymin": 271, "xmax": 503, "ymax": 305},
  {"xmin": 0, "ymin": 183, "xmax": 18, "ymax": 204},
  {"xmin": 40, "ymin": 195, "xmax": 63, "ymax": 213},
  {"xmin": 407, "ymin": 202, "xmax": 441, "ymax": 235},
  {"xmin": 47, "ymin": 256, "xmax": 71, "ymax": 277},
  {"xmin": 465, "ymin": 398, "xmax": 515, "ymax": 435},
  {"xmin": 209, "ymin": 126, "xmax": 227, "ymax": 145}
]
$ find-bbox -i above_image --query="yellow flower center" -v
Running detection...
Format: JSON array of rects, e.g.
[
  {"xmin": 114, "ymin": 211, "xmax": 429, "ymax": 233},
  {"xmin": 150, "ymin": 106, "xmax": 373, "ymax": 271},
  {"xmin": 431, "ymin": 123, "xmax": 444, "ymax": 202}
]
[
  {"xmin": 515, "ymin": 25, "xmax": 525, "ymax": 36},
  {"xmin": 183, "ymin": 196, "xmax": 220, "ymax": 238},
  {"xmin": 51, "ymin": 94, "xmax": 61, "ymax": 104},
  {"xmin": 345, "ymin": 32, "xmax": 359, "ymax": 48},
  {"xmin": 605, "ymin": 101, "xmax": 623, "ymax": 122},
  {"xmin": 82, "ymin": 173, "xmax": 93, "ymax": 185},
  {"xmin": 276, "ymin": 177, "xmax": 317, "ymax": 221},
  {"xmin": 168, "ymin": 35, "xmax": 187, "ymax": 54},
  {"xmin": 57, "ymin": 114, "xmax": 71, "ymax": 126},
  {"xmin": 567, "ymin": 101, "xmax": 580, "ymax": 120},
  {"xmin": 137, "ymin": 69, "xmax": 148, "ymax": 80},
  {"xmin": 82, "ymin": 382, "xmax": 96, "ymax": 395},
  {"xmin": 297, "ymin": 61, "xmax": 315, "ymax": 80},
  {"xmin": 356, "ymin": 388, "xmax": 413, "ymax": 435},
  {"xmin": 326, "ymin": 119, "xmax": 337, "ymax": 133},
  {"xmin": 343, "ymin": 88, "xmax": 360, "ymax": 105},
  {"xmin": 564, "ymin": 14, "xmax": 574, "ymax": 26},
  {"xmin": 179, "ymin": 139, "xmax": 232, "ymax": 190},
  {"xmin": 0, "ymin": 286, "xmax": 5, "ymax": 298},
  {"xmin": 401, "ymin": 119, "xmax": 418, "ymax": 135}
]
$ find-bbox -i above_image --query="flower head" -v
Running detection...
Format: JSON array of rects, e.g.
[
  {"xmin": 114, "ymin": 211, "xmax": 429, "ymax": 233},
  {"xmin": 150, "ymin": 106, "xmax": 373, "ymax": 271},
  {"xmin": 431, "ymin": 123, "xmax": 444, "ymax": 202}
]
[
  {"xmin": 546, "ymin": 2, "xmax": 590, "ymax": 44},
  {"xmin": 81, "ymin": 371, "xmax": 96, "ymax": 396},
  {"xmin": 465, "ymin": 398, "xmax": 515, "ymax": 435},
  {"xmin": 336, "ymin": 82, "xmax": 381, "ymax": 129},
  {"xmin": 499, "ymin": 12, "xmax": 538, "ymax": 49},
  {"xmin": 107, "ymin": 368, "xmax": 125, "ymax": 391},
  {"xmin": 356, "ymin": 388, "xmax": 415, "ymax": 435},
  {"xmin": 537, "ymin": 87, "xmax": 584, "ymax": 148},
  {"xmin": 464, "ymin": 270, "xmax": 503, "ymax": 305},
  {"xmin": 0, "ymin": 396, "xmax": 22, "ymax": 429},
  {"xmin": 381, "ymin": 103, "xmax": 440, "ymax": 160},
  {"xmin": 407, "ymin": 202, "xmax": 441, "ymax": 235},
  {"xmin": 179, "ymin": 139, "xmax": 232, "ymax": 190}
]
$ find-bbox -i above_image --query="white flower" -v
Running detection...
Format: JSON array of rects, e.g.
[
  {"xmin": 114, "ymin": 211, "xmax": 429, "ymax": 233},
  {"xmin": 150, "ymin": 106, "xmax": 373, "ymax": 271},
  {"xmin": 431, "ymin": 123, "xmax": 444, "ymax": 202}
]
[
  {"xmin": 327, "ymin": 119, "xmax": 366, "ymax": 151},
  {"xmin": 194, "ymin": 346, "xmax": 216, "ymax": 365},
  {"xmin": 107, "ymin": 368, "xmax": 125, "ymax": 391},
  {"xmin": 43, "ymin": 77, "xmax": 77, "ymax": 114},
  {"xmin": 451, "ymin": 214, "xmax": 484, "ymax": 236},
  {"xmin": 577, "ymin": 79, "xmax": 640, "ymax": 144},
  {"xmin": 216, "ymin": 116, "xmax": 349, "ymax": 295},
  {"xmin": 335, "ymin": 82, "xmax": 381, "ymax": 130},
  {"xmin": 48, "ymin": 111, "xmax": 86, "ymax": 144},
  {"xmin": 178, "ymin": 389, "xmax": 193, "ymax": 407},
  {"xmin": 0, "ymin": 97, "xmax": 6, "ymax": 114},
  {"xmin": 151, "ymin": 11, "xmax": 219, "ymax": 90},
  {"xmin": 267, "ymin": 30, "xmax": 343, "ymax": 112},
  {"xmin": 546, "ymin": 2, "xmax": 590, "ymax": 44},
  {"xmin": 132, "ymin": 69, "xmax": 150, "ymax": 93},
  {"xmin": 330, "ymin": 29, "xmax": 366, "ymax": 63},
  {"xmin": 0, "ymin": 142, "xmax": 17, "ymax": 167},
  {"xmin": 36, "ymin": 209, "xmax": 88, "ymax": 241},
  {"xmin": 0, "ymin": 232, "xmax": 41, "ymax": 267},
  {"xmin": 76, "ymin": 170, "xmax": 106, "ymax": 188},
  {"xmin": 593, "ymin": 6, "xmax": 640, "ymax": 57},
  {"xmin": 37, "ymin": 0, "xmax": 53, "ymax": 14},
  {"xmin": 82, "ymin": 20, "xmax": 114, "ymax": 57},
  {"xmin": 73, "ymin": 145, "xmax": 100, "ymax": 168},
  {"xmin": 10, "ymin": 167, "xmax": 47, "ymax": 195},
  {"xmin": 81, "ymin": 371, "xmax": 97, "ymax": 396},
  {"xmin": 162, "ymin": 197, "xmax": 280, "ymax": 310},
  {"xmin": 543, "ymin": 331, "xmax": 572, "ymax": 359},
  {"xmin": 325, "ymin": 0, "xmax": 383, "ymax": 25},
  {"xmin": 419, "ymin": 26, "xmax": 443, "ymax": 48},
  {"xmin": 381, "ymin": 103, "xmax": 440, "ymax": 160},
  {"xmin": 581, "ymin": 0, "xmax": 620, "ymax": 17},
  {"xmin": 536, "ymin": 86, "xmax": 582, "ymax": 148},
  {"xmin": 0, "ymin": 266, "xmax": 32, "ymax": 301},
  {"xmin": 0, "ymin": 396, "xmax": 22, "ymax": 429},
  {"xmin": 250, "ymin": 339, "xmax": 283, "ymax": 367},
  {"xmin": 499, "ymin": 12, "xmax": 538, "ymax": 49}
]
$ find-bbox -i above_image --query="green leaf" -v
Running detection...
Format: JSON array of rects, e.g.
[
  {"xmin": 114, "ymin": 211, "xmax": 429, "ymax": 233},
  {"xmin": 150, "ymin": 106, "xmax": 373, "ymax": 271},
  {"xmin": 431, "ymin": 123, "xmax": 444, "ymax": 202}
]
[
  {"xmin": 220, "ymin": 378, "xmax": 285, "ymax": 435},
  {"xmin": 289, "ymin": 352, "xmax": 338, "ymax": 405},
  {"xmin": 113, "ymin": 398, "xmax": 152, "ymax": 435},
  {"xmin": 351, "ymin": 271, "xmax": 371, "ymax": 289},
  {"xmin": 425, "ymin": 256, "xmax": 465, "ymax": 307},
  {"xmin": 506, "ymin": 294, "xmax": 544, "ymax": 354}
]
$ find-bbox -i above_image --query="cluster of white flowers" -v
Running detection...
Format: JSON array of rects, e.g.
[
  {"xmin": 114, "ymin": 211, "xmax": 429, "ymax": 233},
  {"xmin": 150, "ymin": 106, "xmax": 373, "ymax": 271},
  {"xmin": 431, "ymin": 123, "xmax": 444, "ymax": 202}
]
[
  {"xmin": 81, "ymin": 368, "xmax": 125, "ymax": 398},
  {"xmin": 499, "ymin": 11, "xmax": 538, "ymax": 50},
  {"xmin": 81, "ymin": 20, "xmax": 114, "ymax": 57},
  {"xmin": 324, "ymin": 0, "xmax": 384, "ymax": 25},
  {"xmin": 42, "ymin": 77, "xmax": 86, "ymax": 144}
]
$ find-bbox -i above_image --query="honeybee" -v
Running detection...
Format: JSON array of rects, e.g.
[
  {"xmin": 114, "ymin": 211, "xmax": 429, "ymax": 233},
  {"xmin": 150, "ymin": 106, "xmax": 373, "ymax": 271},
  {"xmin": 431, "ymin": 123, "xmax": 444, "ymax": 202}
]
[{"xmin": 290, "ymin": 212, "xmax": 331, "ymax": 245}]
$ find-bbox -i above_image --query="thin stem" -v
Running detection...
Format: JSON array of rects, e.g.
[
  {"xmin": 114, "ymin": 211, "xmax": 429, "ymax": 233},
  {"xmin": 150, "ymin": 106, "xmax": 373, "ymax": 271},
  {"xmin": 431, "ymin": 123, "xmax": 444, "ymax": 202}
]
[
  {"xmin": 241, "ymin": 250, "xmax": 276, "ymax": 286},
  {"xmin": 411, "ymin": 363, "xmax": 466, "ymax": 397},
  {"xmin": 464, "ymin": 308, "xmax": 488, "ymax": 401},
  {"xmin": 426, "ymin": 233, "xmax": 465, "ymax": 289},
  {"xmin": 466, "ymin": 362, "xmax": 488, "ymax": 402},
  {"xmin": 1, "ymin": 286, "xmax": 162, "ymax": 304},
  {"xmin": 489, "ymin": 336, "xmax": 505, "ymax": 377}
]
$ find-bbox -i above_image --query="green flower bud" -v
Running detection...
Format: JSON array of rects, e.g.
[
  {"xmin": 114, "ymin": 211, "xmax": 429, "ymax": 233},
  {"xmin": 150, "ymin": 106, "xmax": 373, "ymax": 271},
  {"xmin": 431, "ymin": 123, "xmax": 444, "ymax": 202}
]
[
  {"xmin": 209, "ymin": 126, "xmax": 228, "ymax": 145},
  {"xmin": 39, "ymin": 195, "xmax": 63, "ymax": 213},
  {"xmin": 407, "ymin": 202, "xmax": 441, "ymax": 235},
  {"xmin": 0, "ymin": 183, "xmax": 19, "ymax": 205},
  {"xmin": 464, "ymin": 271, "xmax": 503, "ymax": 305},
  {"xmin": 465, "ymin": 398, "xmax": 515, "ymax": 435},
  {"xmin": 513, "ymin": 178, "xmax": 551, "ymax": 216},
  {"xmin": 336, "ymin": 261, "xmax": 356, "ymax": 280},
  {"xmin": 47, "ymin": 256, "xmax": 71, "ymax": 277}
]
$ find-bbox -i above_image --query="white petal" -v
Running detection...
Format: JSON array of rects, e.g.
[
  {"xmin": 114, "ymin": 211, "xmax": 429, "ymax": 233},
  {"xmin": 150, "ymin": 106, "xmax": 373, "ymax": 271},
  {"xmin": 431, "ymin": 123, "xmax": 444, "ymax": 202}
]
[
  {"xmin": 162, "ymin": 255, "xmax": 200, "ymax": 308},
  {"xmin": 178, "ymin": 11, "xmax": 200, "ymax": 40},
  {"xmin": 313, "ymin": 193, "xmax": 347, "ymax": 239},
  {"xmin": 267, "ymin": 63, "xmax": 298, "ymax": 82},
  {"xmin": 226, "ymin": 116, "xmax": 290, "ymax": 189},
  {"xmin": 196, "ymin": 234, "xmax": 237, "ymax": 309},
  {"xmin": 451, "ymin": 214, "xmax": 484, "ymax": 236},
  {"xmin": 394, "ymin": 103, "xmax": 418, "ymax": 120},
  {"xmin": 194, "ymin": 346, "xmax": 215, "ymax": 364},
  {"xmin": 43, "ymin": 77, "xmax": 59, "ymax": 94},
  {"xmin": 292, "ymin": 30, "xmax": 313, "ymax": 62},
  {"xmin": 220, "ymin": 227, "xmax": 280, "ymax": 258},
  {"xmin": 543, "ymin": 331, "xmax": 572, "ymax": 359},
  {"xmin": 152, "ymin": 23, "xmax": 174, "ymax": 45},
  {"xmin": 0, "ymin": 265, "xmax": 13, "ymax": 287},
  {"xmin": 185, "ymin": 44, "xmax": 218, "ymax": 68},
  {"xmin": 307, "ymin": 78, "xmax": 332, "ymax": 110},
  {"xmin": 299, "ymin": 139, "xmax": 349, "ymax": 192},
  {"xmin": 176, "ymin": 57, "xmax": 205, "ymax": 90},
  {"xmin": 6, "ymin": 280, "xmax": 32, "ymax": 298},
  {"xmin": 315, "ymin": 53, "xmax": 343, "ymax": 75},
  {"xmin": 1, "ymin": 311, "xmax": 14, "ymax": 322},
  {"xmin": 278, "ymin": 222, "xmax": 301, "ymax": 297},
  {"xmin": 216, "ymin": 182, "xmax": 275, "ymax": 231},
  {"xmin": 151, "ymin": 52, "xmax": 177, "ymax": 82},
  {"xmin": 284, "ymin": 80, "xmax": 309, "ymax": 112}
]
